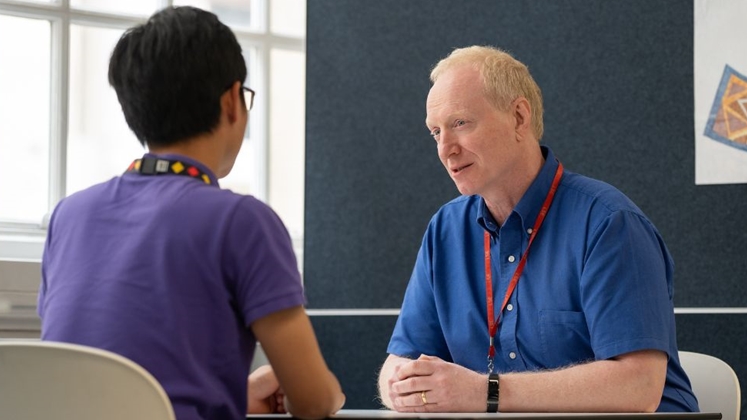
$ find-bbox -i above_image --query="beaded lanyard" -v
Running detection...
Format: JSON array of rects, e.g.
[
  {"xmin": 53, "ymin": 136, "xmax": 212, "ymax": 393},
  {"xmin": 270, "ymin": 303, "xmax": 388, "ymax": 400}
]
[{"xmin": 125, "ymin": 156, "xmax": 213, "ymax": 186}]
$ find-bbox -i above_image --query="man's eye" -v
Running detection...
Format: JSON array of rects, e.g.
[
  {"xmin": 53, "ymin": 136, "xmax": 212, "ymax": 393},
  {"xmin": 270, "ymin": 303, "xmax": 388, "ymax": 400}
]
[
  {"xmin": 455, "ymin": 120, "xmax": 466, "ymax": 127},
  {"xmin": 430, "ymin": 129, "xmax": 440, "ymax": 139}
]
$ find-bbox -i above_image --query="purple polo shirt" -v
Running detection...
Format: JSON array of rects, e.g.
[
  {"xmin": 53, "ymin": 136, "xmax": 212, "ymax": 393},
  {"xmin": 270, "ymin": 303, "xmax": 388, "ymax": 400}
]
[{"xmin": 38, "ymin": 153, "xmax": 305, "ymax": 420}]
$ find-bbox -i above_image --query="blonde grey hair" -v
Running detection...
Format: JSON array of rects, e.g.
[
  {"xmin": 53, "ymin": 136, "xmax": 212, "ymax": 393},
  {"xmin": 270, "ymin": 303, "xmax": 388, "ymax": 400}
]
[{"xmin": 430, "ymin": 46, "xmax": 544, "ymax": 140}]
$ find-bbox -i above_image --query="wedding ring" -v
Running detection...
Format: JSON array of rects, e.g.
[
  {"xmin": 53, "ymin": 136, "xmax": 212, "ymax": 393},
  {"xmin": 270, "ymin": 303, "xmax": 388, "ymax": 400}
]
[{"xmin": 421, "ymin": 390, "xmax": 428, "ymax": 405}]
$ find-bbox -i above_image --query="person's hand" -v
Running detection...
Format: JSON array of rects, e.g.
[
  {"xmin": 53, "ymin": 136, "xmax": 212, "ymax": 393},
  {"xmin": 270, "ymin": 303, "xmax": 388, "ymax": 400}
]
[
  {"xmin": 387, "ymin": 354, "xmax": 487, "ymax": 412},
  {"xmin": 247, "ymin": 365, "xmax": 286, "ymax": 414}
]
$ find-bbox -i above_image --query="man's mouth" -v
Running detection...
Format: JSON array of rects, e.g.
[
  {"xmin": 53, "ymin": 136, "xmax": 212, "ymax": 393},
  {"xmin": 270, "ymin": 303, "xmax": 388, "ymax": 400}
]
[{"xmin": 451, "ymin": 163, "xmax": 473, "ymax": 174}]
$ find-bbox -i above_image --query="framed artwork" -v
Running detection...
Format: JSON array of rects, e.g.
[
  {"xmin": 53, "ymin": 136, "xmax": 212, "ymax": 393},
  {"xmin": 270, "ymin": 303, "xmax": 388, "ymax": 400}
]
[{"xmin": 694, "ymin": 0, "xmax": 747, "ymax": 185}]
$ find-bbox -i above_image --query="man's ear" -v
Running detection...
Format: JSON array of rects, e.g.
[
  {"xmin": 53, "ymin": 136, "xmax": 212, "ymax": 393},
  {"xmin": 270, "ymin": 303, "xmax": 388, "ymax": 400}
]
[
  {"xmin": 513, "ymin": 97, "xmax": 533, "ymax": 135},
  {"xmin": 222, "ymin": 81, "xmax": 243, "ymax": 124}
]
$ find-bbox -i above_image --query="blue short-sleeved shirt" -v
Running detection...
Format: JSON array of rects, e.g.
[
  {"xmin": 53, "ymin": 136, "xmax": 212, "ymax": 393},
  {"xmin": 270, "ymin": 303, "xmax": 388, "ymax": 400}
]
[
  {"xmin": 38, "ymin": 153, "xmax": 306, "ymax": 420},
  {"xmin": 388, "ymin": 146, "xmax": 698, "ymax": 412}
]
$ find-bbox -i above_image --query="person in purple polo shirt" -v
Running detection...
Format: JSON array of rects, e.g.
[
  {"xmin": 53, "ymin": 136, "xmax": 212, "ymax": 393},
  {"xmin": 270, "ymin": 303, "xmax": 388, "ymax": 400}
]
[
  {"xmin": 37, "ymin": 6, "xmax": 344, "ymax": 420},
  {"xmin": 377, "ymin": 46, "xmax": 697, "ymax": 413}
]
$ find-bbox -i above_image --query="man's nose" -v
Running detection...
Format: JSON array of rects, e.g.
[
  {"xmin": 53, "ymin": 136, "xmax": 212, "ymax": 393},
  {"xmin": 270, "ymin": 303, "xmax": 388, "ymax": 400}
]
[{"xmin": 438, "ymin": 132, "xmax": 458, "ymax": 157}]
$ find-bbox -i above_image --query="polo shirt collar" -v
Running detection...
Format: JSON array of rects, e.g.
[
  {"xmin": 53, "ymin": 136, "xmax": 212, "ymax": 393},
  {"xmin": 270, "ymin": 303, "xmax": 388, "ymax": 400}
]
[
  {"xmin": 141, "ymin": 152, "xmax": 220, "ymax": 187},
  {"xmin": 477, "ymin": 145, "xmax": 560, "ymax": 236}
]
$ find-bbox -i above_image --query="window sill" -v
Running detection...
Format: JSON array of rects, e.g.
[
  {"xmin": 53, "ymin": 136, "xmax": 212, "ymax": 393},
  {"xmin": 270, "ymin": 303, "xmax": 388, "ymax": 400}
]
[{"xmin": 0, "ymin": 229, "xmax": 45, "ymax": 262}]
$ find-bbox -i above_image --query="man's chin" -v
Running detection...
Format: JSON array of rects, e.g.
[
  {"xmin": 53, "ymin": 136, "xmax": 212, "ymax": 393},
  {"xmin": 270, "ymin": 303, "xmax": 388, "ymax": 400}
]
[{"xmin": 454, "ymin": 185, "xmax": 476, "ymax": 196}]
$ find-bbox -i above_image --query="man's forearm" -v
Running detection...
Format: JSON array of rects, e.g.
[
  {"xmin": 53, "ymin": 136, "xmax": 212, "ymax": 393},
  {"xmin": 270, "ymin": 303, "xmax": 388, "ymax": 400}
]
[
  {"xmin": 380, "ymin": 350, "xmax": 666, "ymax": 413},
  {"xmin": 499, "ymin": 350, "xmax": 667, "ymax": 412}
]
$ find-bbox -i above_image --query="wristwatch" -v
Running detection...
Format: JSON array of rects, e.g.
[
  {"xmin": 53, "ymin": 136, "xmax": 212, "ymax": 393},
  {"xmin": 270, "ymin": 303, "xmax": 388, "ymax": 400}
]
[{"xmin": 487, "ymin": 373, "xmax": 500, "ymax": 412}]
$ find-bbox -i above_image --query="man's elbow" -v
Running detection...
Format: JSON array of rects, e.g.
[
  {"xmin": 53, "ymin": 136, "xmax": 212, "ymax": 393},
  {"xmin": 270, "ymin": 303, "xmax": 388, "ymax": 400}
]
[
  {"xmin": 618, "ymin": 350, "xmax": 667, "ymax": 413},
  {"xmin": 632, "ymin": 373, "xmax": 666, "ymax": 412},
  {"xmin": 640, "ymin": 378, "xmax": 666, "ymax": 413},
  {"xmin": 605, "ymin": 383, "xmax": 662, "ymax": 413},
  {"xmin": 636, "ymin": 393, "xmax": 662, "ymax": 413}
]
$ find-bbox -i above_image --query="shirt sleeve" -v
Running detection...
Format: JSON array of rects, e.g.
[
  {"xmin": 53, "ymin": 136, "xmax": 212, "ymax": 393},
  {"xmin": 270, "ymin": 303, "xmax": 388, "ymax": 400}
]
[
  {"xmin": 222, "ymin": 197, "xmax": 306, "ymax": 327},
  {"xmin": 387, "ymin": 222, "xmax": 451, "ymax": 360},
  {"xmin": 581, "ymin": 209, "xmax": 675, "ymax": 360}
]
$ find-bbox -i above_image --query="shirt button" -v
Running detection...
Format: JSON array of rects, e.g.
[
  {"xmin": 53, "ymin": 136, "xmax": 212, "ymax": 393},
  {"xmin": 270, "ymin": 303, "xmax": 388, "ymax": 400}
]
[
  {"xmin": 527, "ymin": 228, "xmax": 533, "ymax": 235},
  {"xmin": 509, "ymin": 352, "xmax": 517, "ymax": 360},
  {"xmin": 506, "ymin": 304, "xmax": 514, "ymax": 311},
  {"xmin": 507, "ymin": 255, "xmax": 515, "ymax": 263}
]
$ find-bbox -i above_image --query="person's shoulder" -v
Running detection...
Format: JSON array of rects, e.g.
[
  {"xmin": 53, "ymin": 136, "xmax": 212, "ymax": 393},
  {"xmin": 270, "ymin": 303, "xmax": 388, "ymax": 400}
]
[
  {"xmin": 220, "ymin": 191, "xmax": 277, "ymax": 215},
  {"xmin": 560, "ymin": 171, "xmax": 643, "ymax": 215},
  {"xmin": 52, "ymin": 177, "xmax": 119, "ymax": 214},
  {"xmin": 213, "ymin": 190, "xmax": 286, "ymax": 229},
  {"xmin": 187, "ymin": 184, "xmax": 267, "ymax": 211}
]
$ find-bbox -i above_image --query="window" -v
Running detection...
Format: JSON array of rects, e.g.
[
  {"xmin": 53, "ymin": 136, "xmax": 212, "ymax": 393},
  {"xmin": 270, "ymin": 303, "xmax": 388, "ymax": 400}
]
[
  {"xmin": 0, "ymin": 0, "xmax": 307, "ymax": 266},
  {"xmin": 0, "ymin": 14, "xmax": 50, "ymax": 226}
]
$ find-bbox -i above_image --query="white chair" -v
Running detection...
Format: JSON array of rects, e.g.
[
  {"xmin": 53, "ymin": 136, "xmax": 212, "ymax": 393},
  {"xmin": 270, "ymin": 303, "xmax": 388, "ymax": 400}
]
[
  {"xmin": 679, "ymin": 350, "xmax": 741, "ymax": 420},
  {"xmin": 0, "ymin": 340, "xmax": 175, "ymax": 420}
]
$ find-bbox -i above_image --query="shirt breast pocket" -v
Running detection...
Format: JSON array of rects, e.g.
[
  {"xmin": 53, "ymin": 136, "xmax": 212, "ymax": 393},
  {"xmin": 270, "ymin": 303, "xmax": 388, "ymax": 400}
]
[{"xmin": 538, "ymin": 310, "xmax": 593, "ymax": 369}]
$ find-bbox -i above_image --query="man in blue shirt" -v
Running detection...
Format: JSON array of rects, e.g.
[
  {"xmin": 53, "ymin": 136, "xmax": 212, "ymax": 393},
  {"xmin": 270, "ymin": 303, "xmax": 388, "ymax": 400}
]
[{"xmin": 378, "ymin": 46, "xmax": 697, "ymax": 413}]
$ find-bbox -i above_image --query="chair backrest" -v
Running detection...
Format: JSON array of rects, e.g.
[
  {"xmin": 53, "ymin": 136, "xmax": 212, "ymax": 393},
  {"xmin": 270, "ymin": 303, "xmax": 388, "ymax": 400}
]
[
  {"xmin": 679, "ymin": 350, "xmax": 741, "ymax": 420},
  {"xmin": 0, "ymin": 340, "xmax": 176, "ymax": 420}
]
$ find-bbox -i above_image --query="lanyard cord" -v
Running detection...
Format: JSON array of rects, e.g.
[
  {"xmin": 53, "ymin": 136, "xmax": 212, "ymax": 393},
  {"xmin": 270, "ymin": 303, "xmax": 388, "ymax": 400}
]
[{"xmin": 485, "ymin": 162, "xmax": 563, "ymax": 372}]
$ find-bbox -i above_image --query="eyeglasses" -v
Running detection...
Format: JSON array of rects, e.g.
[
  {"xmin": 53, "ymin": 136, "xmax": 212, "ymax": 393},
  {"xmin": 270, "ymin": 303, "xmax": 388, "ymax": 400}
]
[{"xmin": 242, "ymin": 86, "xmax": 255, "ymax": 111}]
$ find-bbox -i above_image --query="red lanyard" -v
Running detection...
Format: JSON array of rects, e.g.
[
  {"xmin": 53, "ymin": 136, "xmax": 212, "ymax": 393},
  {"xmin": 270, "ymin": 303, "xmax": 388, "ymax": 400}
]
[{"xmin": 485, "ymin": 162, "xmax": 563, "ymax": 372}]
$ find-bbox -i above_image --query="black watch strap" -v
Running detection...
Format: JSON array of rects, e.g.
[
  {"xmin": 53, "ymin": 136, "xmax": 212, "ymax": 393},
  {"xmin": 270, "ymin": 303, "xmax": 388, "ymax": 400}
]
[{"xmin": 487, "ymin": 373, "xmax": 499, "ymax": 412}]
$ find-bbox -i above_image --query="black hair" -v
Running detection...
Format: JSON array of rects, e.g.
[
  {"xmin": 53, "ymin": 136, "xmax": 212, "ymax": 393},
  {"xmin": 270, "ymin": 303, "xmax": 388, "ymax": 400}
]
[{"xmin": 108, "ymin": 6, "xmax": 247, "ymax": 148}]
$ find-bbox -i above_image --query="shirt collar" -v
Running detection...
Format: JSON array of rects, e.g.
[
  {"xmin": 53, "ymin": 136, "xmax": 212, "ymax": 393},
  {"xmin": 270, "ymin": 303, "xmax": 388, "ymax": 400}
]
[
  {"xmin": 140, "ymin": 152, "xmax": 220, "ymax": 187},
  {"xmin": 476, "ymin": 145, "xmax": 560, "ymax": 236},
  {"xmin": 477, "ymin": 200, "xmax": 500, "ymax": 235}
]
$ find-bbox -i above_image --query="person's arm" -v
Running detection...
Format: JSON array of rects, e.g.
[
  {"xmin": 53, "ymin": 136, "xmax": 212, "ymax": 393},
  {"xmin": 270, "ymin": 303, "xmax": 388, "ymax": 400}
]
[
  {"xmin": 251, "ymin": 305, "xmax": 345, "ymax": 420},
  {"xmin": 499, "ymin": 349, "xmax": 667, "ymax": 412},
  {"xmin": 384, "ymin": 349, "xmax": 667, "ymax": 413}
]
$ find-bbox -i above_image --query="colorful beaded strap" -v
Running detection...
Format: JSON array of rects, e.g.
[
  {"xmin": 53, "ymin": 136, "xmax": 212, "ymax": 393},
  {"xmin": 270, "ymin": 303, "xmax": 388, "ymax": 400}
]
[{"xmin": 125, "ymin": 156, "xmax": 213, "ymax": 185}]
